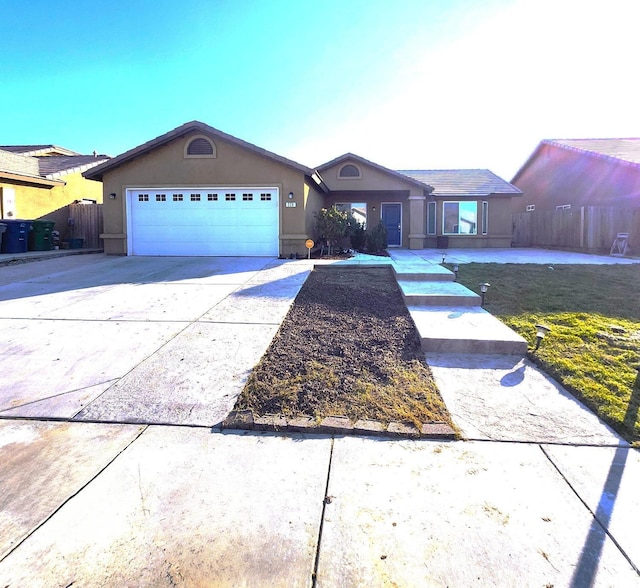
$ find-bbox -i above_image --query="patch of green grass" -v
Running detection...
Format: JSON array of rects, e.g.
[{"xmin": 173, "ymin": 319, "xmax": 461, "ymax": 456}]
[{"xmin": 453, "ymin": 263, "xmax": 640, "ymax": 444}]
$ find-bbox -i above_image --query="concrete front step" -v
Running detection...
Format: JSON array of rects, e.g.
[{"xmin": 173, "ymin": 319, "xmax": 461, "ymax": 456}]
[
  {"xmin": 393, "ymin": 264, "xmax": 454, "ymax": 282},
  {"xmin": 397, "ymin": 280, "xmax": 480, "ymax": 306},
  {"xmin": 407, "ymin": 306, "xmax": 528, "ymax": 355}
]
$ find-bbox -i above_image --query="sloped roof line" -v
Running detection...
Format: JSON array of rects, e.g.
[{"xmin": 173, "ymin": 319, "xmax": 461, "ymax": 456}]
[
  {"xmin": 316, "ymin": 152, "xmax": 434, "ymax": 192},
  {"xmin": 84, "ymin": 121, "xmax": 315, "ymax": 181},
  {"xmin": 0, "ymin": 145, "xmax": 81, "ymax": 156},
  {"xmin": 512, "ymin": 138, "xmax": 640, "ymax": 183},
  {"xmin": 398, "ymin": 169, "xmax": 521, "ymax": 196},
  {"xmin": 38, "ymin": 155, "xmax": 110, "ymax": 178},
  {"xmin": 544, "ymin": 138, "xmax": 640, "ymax": 166}
]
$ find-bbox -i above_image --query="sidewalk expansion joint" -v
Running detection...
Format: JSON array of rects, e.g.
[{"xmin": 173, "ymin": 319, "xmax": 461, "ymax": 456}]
[{"xmin": 311, "ymin": 437, "xmax": 334, "ymax": 588}]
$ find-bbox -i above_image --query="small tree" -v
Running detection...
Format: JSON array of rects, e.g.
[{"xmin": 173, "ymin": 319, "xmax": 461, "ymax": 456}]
[
  {"xmin": 366, "ymin": 221, "xmax": 387, "ymax": 253},
  {"xmin": 346, "ymin": 215, "xmax": 366, "ymax": 251},
  {"xmin": 315, "ymin": 207, "xmax": 349, "ymax": 255}
]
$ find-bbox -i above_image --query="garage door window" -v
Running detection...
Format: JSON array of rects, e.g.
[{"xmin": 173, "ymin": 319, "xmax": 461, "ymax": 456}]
[
  {"xmin": 226, "ymin": 193, "xmax": 236, "ymax": 201},
  {"xmin": 173, "ymin": 194, "xmax": 183, "ymax": 202},
  {"xmin": 208, "ymin": 193, "xmax": 218, "ymax": 201},
  {"xmin": 261, "ymin": 193, "xmax": 272, "ymax": 201},
  {"xmin": 156, "ymin": 194, "xmax": 166, "ymax": 201},
  {"xmin": 190, "ymin": 194, "xmax": 201, "ymax": 201}
]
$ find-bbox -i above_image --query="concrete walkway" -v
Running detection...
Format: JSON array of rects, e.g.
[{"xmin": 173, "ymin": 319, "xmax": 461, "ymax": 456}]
[{"xmin": 0, "ymin": 250, "xmax": 639, "ymax": 587}]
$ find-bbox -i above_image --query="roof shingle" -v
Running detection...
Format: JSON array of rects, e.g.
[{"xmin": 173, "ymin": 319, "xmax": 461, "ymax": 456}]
[
  {"xmin": 398, "ymin": 169, "xmax": 521, "ymax": 197},
  {"xmin": 545, "ymin": 138, "xmax": 640, "ymax": 166}
]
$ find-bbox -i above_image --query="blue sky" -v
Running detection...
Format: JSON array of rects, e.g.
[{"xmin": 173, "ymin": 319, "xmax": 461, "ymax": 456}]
[{"xmin": 2, "ymin": 0, "xmax": 639, "ymax": 178}]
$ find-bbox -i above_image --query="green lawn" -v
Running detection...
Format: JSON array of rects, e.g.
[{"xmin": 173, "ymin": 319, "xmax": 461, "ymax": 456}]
[{"xmin": 453, "ymin": 263, "xmax": 640, "ymax": 445}]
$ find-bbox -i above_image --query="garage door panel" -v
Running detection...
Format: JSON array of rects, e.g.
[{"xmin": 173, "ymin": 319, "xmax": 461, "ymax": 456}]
[{"xmin": 129, "ymin": 188, "xmax": 279, "ymax": 256}]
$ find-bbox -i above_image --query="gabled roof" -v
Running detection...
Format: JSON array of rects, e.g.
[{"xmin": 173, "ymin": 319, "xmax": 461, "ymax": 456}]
[
  {"xmin": 316, "ymin": 153, "xmax": 434, "ymax": 192},
  {"xmin": 399, "ymin": 169, "xmax": 521, "ymax": 197},
  {"xmin": 547, "ymin": 138, "xmax": 640, "ymax": 165},
  {"xmin": 38, "ymin": 155, "xmax": 110, "ymax": 179},
  {"xmin": 512, "ymin": 138, "xmax": 640, "ymax": 183},
  {"xmin": 0, "ymin": 146, "xmax": 108, "ymax": 185},
  {"xmin": 0, "ymin": 145, "xmax": 81, "ymax": 156},
  {"xmin": 83, "ymin": 121, "xmax": 315, "ymax": 181}
]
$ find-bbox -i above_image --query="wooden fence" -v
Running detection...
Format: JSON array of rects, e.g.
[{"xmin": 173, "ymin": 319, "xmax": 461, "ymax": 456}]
[
  {"xmin": 67, "ymin": 203, "xmax": 103, "ymax": 249},
  {"xmin": 512, "ymin": 206, "xmax": 640, "ymax": 253}
]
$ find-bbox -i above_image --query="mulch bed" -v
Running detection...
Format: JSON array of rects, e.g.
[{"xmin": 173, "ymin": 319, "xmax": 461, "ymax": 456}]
[{"xmin": 234, "ymin": 266, "xmax": 453, "ymax": 428}]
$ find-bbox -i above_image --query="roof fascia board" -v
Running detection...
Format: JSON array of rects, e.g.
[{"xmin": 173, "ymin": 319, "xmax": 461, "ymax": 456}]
[
  {"xmin": 84, "ymin": 121, "xmax": 313, "ymax": 181},
  {"xmin": 317, "ymin": 153, "xmax": 434, "ymax": 192},
  {"xmin": 0, "ymin": 171, "xmax": 64, "ymax": 187}
]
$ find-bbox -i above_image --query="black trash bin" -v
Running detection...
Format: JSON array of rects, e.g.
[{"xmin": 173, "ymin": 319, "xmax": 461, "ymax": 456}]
[
  {"xmin": 1, "ymin": 220, "xmax": 32, "ymax": 254},
  {"xmin": 436, "ymin": 235, "xmax": 449, "ymax": 249},
  {"xmin": 0, "ymin": 223, "xmax": 6, "ymax": 251},
  {"xmin": 28, "ymin": 220, "xmax": 55, "ymax": 251}
]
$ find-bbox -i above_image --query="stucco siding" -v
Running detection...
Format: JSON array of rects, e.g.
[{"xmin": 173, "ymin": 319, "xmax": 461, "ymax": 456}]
[
  {"xmin": 512, "ymin": 144, "xmax": 640, "ymax": 212},
  {"xmin": 100, "ymin": 132, "xmax": 309, "ymax": 256}
]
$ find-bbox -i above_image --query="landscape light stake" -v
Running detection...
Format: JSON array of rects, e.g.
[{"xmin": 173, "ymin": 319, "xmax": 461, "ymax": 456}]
[
  {"xmin": 441, "ymin": 253, "xmax": 446, "ymax": 264},
  {"xmin": 453, "ymin": 264, "xmax": 459, "ymax": 281},
  {"xmin": 479, "ymin": 282, "xmax": 490, "ymax": 306},
  {"xmin": 534, "ymin": 324, "xmax": 551, "ymax": 352}
]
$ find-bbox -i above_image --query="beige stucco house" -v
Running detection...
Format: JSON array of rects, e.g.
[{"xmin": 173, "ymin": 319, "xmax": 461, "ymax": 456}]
[
  {"xmin": 0, "ymin": 145, "xmax": 108, "ymax": 230},
  {"xmin": 84, "ymin": 121, "xmax": 521, "ymax": 257}
]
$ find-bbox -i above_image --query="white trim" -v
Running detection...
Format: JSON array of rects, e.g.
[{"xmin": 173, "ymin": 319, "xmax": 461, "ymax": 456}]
[{"xmin": 426, "ymin": 200, "xmax": 437, "ymax": 235}]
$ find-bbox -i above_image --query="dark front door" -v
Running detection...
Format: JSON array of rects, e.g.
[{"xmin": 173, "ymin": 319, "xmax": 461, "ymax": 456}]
[{"xmin": 381, "ymin": 203, "xmax": 401, "ymax": 246}]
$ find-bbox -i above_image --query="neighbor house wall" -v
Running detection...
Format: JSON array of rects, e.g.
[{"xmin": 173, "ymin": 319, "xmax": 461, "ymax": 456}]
[
  {"xmin": 100, "ymin": 132, "xmax": 310, "ymax": 256},
  {"xmin": 1, "ymin": 171, "xmax": 102, "ymax": 232},
  {"xmin": 512, "ymin": 144, "xmax": 640, "ymax": 213}
]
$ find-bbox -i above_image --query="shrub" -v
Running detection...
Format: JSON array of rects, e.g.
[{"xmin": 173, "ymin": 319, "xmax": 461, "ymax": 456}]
[
  {"xmin": 315, "ymin": 207, "xmax": 349, "ymax": 255},
  {"xmin": 347, "ymin": 216, "xmax": 367, "ymax": 250},
  {"xmin": 366, "ymin": 221, "xmax": 387, "ymax": 253}
]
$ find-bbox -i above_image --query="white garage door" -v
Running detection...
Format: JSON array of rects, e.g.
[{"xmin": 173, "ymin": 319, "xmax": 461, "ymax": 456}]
[{"xmin": 127, "ymin": 187, "xmax": 279, "ymax": 256}]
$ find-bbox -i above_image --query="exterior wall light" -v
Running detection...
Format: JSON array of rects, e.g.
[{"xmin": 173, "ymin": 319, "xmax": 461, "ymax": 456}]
[
  {"xmin": 288, "ymin": 192, "xmax": 294, "ymax": 199},
  {"xmin": 453, "ymin": 264, "xmax": 459, "ymax": 281},
  {"xmin": 534, "ymin": 324, "xmax": 551, "ymax": 351},
  {"xmin": 479, "ymin": 282, "xmax": 490, "ymax": 306},
  {"xmin": 109, "ymin": 193, "xmax": 117, "ymax": 200}
]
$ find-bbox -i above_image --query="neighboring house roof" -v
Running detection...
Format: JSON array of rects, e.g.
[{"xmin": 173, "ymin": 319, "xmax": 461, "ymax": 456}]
[
  {"xmin": 0, "ymin": 145, "xmax": 81, "ymax": 156},
  {"xmin": 38, "ymin": 155, "xmax": 110, "ymax": 179},
  {"xmin": 512, "ymin": 138, "xmax": 640, "ymax": 184},
  {"xmin": 0, "ymin": 146, "xmax": 108, "ymax": 186},
  {"xmin": 399, "ymin": 169, "xmax": 522, "ymax": 197},
  {"xmin": 546, "ymin": 138, "xmax": 640, "ymax": 166},
  {"xmin": 316, "ymin": 153, "xmax": 434, "ymax": 192},
  {"xmin": 83, "ymin": 120, "xmax": 316, "ymax": 182}
]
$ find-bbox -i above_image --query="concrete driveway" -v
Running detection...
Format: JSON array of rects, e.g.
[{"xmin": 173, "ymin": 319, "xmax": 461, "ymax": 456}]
[{"xmin": 1, "ymin": 252, "xmax": 639, "ymax": 587}]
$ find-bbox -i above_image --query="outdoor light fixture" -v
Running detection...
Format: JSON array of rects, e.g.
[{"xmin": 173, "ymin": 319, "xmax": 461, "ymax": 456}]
[
  {"xmin": 288, "ymin": 192, "xmax": 294, "ymax": 199},
  {"xmin": 479, "ymin": 282, "xmax": 490, "ymax": 306},
  {"xmin": 453, "ymin": 264, "xmax": 459, "ymax": 281},
  {"xmin": 534, "ymin": 324, "xmax": 551, "ymax": 351},
  {"xmin": 441, "ymin": 253, "xmax": 446, "ymax": 264},
  {"xmin": 109, "ymin": 193, "xmax": 117, "ymax": 200}
]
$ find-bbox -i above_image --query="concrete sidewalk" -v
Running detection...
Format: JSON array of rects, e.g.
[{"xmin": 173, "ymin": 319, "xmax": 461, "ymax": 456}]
[{"xmin": 0, "ymin": 251, "xmax": 639, "ymax": 586}]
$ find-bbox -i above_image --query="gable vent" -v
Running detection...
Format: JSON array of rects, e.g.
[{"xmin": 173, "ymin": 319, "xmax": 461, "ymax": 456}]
[{"xmin": 187, "ymin": 137, "xmax": 214, "ymax": 156}]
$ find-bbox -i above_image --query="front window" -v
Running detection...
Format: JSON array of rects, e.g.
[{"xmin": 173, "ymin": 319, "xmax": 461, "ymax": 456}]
[
  {"xmin": 336, "ymin": 202, "xmax": 367, "ymax": 228},
  {"xmin": 427, "ymin": 201, "xmax": 436, "ymax": 235},
  {"xmin": 443, "ymin": 201, "xmax": 477, "ymax": 235}
]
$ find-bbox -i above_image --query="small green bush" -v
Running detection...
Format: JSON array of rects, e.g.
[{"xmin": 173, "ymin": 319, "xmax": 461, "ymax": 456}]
[{"xmin": 366, "ymin": 221, "xmax": 387, "ymax": 253}]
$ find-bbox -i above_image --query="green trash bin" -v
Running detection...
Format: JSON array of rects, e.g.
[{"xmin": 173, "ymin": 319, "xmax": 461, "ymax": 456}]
[{"xmin": 28, "ymin": 220, "xmax": 56, "ymax": 251}]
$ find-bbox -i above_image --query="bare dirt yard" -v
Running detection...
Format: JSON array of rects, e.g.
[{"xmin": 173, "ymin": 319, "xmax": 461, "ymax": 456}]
[{"xmin": 234, "ymin": 266, "xmax": 453, "ymax": 428}]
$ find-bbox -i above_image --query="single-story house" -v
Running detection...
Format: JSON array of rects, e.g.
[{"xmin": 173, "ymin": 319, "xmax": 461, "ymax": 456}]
[
  {"xmin": 83, "ymin": 121, "xmax": 521, "ymax": 257},
  {"xmin": 511, "ymin": 138, "xmax": 640, "ymax": 213},
  {"xmin": 0, "ymin": 145, "xmax": 109, "ymax": 229}
]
